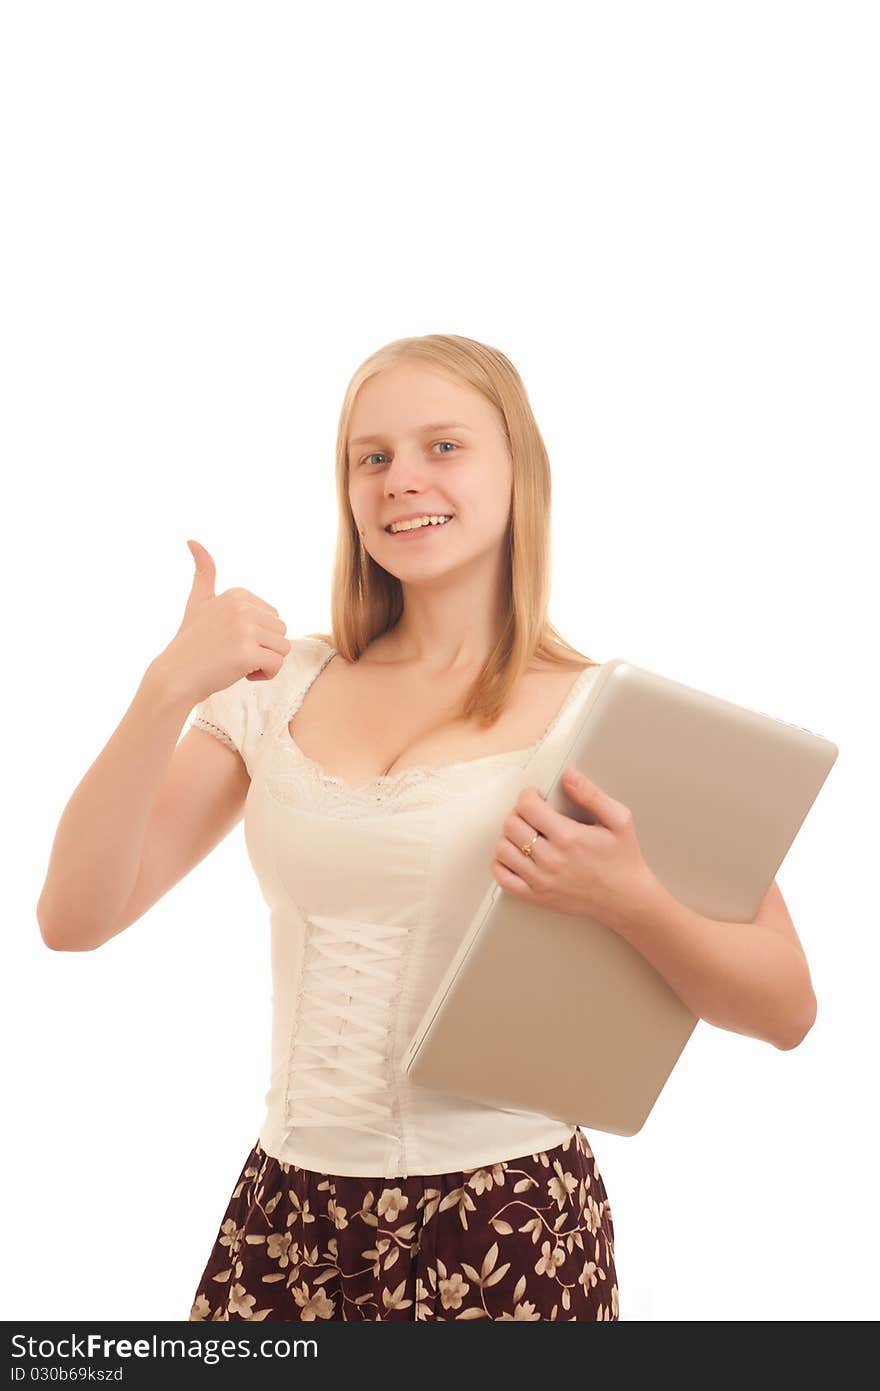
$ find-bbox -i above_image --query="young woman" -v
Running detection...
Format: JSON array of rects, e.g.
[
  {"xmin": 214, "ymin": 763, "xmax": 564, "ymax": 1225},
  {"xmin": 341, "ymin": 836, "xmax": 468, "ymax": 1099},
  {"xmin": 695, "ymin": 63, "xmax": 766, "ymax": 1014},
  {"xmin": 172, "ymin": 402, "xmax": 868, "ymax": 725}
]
[{"xmin": 38, "ymin": 334, "xmax": 816, "ymax": 1321}]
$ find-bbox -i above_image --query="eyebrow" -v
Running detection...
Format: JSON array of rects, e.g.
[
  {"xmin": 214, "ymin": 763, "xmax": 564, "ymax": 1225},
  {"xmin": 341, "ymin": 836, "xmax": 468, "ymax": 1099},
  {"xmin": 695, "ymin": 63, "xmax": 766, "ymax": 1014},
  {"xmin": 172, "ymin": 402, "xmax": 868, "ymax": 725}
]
[{"xmin": 348, "ymin": 421, "xmax": 473, "ymax": 449}]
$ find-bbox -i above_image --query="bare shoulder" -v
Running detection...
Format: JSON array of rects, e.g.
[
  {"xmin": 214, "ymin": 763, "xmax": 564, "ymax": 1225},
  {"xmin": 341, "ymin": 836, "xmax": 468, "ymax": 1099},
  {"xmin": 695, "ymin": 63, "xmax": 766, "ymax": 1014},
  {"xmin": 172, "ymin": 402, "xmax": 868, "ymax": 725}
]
[
  {"xmin": 509, "ymin": 661, "xmax": 596, "ymax": 734},
  {"xmin": 525, "ymin": 658, "xmax": 596, "ymax": 687}
]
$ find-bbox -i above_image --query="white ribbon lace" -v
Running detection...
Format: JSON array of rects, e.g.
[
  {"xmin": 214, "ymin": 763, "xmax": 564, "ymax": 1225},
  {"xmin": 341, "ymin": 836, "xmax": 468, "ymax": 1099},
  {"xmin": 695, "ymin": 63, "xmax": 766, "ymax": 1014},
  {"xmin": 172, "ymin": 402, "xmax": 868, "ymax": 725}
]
[{"xmin": 282, "ymin": 913, "xmax": 412, "ymax": 1157}]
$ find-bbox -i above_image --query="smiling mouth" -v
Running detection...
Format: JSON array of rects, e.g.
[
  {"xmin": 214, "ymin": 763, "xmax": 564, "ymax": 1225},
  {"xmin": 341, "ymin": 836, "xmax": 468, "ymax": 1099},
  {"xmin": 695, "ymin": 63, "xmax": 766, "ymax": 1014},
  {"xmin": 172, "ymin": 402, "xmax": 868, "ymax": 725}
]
[{"xmin": 384, "ymin": 516, "xmax": 455, "ymax": 534}]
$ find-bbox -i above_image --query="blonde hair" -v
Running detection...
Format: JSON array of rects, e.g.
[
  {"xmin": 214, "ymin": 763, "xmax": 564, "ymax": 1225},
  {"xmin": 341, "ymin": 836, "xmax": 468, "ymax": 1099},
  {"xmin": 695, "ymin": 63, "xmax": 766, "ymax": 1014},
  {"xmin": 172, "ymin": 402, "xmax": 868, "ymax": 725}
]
[{"xmin": 304, "ymin": 332, "xmax": 600, "ymax": 729}]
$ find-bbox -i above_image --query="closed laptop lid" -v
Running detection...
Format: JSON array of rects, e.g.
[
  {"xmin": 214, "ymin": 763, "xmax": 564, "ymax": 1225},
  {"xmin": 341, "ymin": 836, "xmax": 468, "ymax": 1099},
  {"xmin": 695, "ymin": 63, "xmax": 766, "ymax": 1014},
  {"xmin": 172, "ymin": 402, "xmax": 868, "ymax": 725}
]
[{"xmin": 402, "ymin": 659, "xmax": 838, "ymax": 1136}]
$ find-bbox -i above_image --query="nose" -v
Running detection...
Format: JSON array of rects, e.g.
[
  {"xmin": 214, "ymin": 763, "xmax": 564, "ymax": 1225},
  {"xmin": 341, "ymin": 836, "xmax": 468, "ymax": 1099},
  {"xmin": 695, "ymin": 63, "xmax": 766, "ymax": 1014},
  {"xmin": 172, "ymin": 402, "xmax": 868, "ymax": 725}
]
[{"xmin": 381, "ymin": 449, "xmax": 429, "ymax": 497}]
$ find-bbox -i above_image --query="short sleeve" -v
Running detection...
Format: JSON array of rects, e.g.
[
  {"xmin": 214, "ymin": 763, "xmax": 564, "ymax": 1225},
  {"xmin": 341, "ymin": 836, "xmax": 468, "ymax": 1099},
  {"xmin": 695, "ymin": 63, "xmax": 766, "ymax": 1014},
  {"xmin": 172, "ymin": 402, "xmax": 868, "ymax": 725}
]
[
  {"xmin": 187, "ymin": 637, "xmax": 326, "ymax": 778},
  {"xmin": 189, "ymin": 667, "xmax": 284, "ymax": 778}
]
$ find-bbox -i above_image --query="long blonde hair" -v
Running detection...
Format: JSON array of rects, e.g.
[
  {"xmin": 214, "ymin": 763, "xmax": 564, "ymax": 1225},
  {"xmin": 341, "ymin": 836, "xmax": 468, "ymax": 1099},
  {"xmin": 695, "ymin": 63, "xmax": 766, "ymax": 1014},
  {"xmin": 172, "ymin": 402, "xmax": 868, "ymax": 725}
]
[{"xmin": 304, "ymin": 333, "xmax": 600, "ymax": 729}]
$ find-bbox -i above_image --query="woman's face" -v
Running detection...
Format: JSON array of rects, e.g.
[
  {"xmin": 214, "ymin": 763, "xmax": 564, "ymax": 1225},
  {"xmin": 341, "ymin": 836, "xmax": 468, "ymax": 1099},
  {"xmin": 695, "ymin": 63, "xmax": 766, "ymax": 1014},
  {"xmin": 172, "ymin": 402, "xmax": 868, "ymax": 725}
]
[{"xmin": 347, "ymin": 362, "xmax": 513, "ymax": 581}]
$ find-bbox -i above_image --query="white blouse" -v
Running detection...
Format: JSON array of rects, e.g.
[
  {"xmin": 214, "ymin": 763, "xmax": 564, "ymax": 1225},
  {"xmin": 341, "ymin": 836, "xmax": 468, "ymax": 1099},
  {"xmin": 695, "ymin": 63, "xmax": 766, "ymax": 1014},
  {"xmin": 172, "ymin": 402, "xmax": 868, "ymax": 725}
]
[{"xmin": 190, "ymin": 636, "xmax": 602, "ymax": 1179}]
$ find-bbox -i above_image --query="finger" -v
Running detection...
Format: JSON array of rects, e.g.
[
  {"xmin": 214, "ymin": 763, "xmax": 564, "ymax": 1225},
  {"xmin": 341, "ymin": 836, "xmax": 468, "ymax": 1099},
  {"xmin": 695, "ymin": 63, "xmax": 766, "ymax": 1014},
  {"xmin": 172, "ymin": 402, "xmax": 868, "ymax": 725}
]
[
  {"xmin": 493, "ymin": 859, "xmax": 531, "ymax": 896},
  {"xmin": 494, "ymin": 841, "xmax": 538, "ymax": 885},
  {"xmin": 254, "ymin": 624, "xmax": 293, "ymax": 658},
  {"xmin": 505, "ymin": 813, "xmax": 548, "ymax": 864},
  {"xmin": 514, "ymin": 786, "xmax": 593, "ymax": 843},
  {"xmin": 562, "ymin": 770, "xmax": 630, "ymax": 830},
  {"xmin": 230, "ymin": 588, "xmax": 281, "ymax": 617}
]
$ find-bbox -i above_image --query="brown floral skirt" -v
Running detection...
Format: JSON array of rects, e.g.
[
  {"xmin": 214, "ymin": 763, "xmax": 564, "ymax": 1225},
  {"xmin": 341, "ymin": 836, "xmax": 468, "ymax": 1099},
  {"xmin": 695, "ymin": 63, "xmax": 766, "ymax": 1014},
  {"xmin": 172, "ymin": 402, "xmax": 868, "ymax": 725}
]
[{"xmin": 189, "ymin": 1126, "xmax": 618, "ymax": 1321}]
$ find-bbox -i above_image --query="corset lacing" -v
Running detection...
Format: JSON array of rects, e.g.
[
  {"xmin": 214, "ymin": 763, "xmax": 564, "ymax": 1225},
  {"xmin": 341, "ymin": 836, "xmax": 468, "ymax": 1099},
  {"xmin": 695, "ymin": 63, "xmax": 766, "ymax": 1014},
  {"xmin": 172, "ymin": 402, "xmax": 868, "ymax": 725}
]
[{"xmin": 281, "ymin": 912, "xmax": 412, "ymax": 1175}]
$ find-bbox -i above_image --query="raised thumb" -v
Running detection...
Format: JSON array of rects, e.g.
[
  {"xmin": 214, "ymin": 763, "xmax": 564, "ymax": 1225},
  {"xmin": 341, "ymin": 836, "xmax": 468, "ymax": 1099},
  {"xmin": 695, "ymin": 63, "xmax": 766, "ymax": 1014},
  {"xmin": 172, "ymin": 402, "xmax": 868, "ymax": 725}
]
[{"xmin": 186, "ymin": 539, "xmax": 216, "ymax": 604}]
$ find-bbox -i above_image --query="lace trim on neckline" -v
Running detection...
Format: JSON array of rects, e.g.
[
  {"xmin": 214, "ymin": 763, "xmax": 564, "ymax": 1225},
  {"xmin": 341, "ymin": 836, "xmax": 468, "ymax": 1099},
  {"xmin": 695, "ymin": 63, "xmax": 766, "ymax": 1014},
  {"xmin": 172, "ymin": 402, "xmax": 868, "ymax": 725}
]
[{"xmin": 266, "ymin": 640, "xmax": 597, "ymax": 796}]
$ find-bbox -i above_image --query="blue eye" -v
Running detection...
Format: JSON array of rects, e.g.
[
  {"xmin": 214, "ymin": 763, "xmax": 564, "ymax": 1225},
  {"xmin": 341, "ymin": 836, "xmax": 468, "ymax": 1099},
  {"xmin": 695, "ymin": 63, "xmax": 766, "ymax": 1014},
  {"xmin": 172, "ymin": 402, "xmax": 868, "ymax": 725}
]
[{"xmin": 362, "ymin": 441, "xmax": 459, "ymax": 467}]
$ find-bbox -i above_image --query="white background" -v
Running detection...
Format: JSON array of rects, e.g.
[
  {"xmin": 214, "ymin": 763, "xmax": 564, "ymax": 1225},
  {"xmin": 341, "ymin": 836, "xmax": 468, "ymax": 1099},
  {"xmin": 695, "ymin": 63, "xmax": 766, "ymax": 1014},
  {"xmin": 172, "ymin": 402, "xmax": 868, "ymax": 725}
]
[{"xmin": 2, "ymin": 1, "xmax": 876, "ymax": 1322}]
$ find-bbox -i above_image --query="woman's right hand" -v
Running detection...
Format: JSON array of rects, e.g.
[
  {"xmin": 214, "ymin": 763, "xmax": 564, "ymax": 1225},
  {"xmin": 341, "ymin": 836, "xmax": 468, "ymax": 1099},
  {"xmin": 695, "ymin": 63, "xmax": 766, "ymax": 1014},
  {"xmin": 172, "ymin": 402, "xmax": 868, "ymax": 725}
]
[{"xmin": 153, "ymin": 540, "xmax": 293, "ymax": 707}]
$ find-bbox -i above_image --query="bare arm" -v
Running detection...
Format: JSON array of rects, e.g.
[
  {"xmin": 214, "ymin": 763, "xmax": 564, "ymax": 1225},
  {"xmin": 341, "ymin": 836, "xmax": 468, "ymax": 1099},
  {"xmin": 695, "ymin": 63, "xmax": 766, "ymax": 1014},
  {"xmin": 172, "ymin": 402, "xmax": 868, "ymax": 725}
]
[
  {"xmin": 616, "ymin": 875, "xmax": 817, "ymax": 1051},
  {"xmin": 37, "ymin": 538, "xmax": 292, "ymax": 952},
  {"xmin": 36, "ymin": 660, "xmax": 248, "ymax": 951}
]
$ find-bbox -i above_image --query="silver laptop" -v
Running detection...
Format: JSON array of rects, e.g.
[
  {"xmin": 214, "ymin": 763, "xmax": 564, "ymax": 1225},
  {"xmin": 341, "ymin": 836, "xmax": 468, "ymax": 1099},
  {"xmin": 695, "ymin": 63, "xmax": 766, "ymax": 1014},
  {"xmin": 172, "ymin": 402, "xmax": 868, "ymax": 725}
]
[{"xmin": 401, "ymin": 658, "xmax": 838, "ymax": 1136}]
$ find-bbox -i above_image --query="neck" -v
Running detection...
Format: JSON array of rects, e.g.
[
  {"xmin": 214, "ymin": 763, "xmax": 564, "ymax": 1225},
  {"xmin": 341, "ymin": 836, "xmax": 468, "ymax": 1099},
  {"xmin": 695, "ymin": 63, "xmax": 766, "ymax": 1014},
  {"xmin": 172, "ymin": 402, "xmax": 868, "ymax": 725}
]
[{"xmin": 374, "ymin": 549, "xmax": 511, "ymax": 674}]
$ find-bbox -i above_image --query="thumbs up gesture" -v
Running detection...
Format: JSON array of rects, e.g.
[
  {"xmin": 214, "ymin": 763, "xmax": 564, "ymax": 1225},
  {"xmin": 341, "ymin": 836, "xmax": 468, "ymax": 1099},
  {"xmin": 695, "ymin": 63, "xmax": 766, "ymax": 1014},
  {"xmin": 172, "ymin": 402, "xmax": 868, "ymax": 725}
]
[{"xmin": 154, "ymin": 539, "xmax": 292, "ymax": 707}]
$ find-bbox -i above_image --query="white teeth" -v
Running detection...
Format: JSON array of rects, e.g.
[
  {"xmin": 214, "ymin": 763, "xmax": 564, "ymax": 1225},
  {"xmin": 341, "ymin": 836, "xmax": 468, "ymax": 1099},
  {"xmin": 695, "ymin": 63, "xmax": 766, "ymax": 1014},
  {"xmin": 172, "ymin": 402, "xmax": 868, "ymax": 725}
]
[{"xmin": 388, "ymin": 514, "xmax": 453, "ymax": 533}]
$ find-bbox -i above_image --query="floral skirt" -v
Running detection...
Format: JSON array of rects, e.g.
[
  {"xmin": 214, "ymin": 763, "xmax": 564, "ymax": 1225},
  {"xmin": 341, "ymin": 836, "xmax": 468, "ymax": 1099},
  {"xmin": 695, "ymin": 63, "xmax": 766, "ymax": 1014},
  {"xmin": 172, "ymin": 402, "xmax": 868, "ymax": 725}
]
[{"xmin": 189, "ymin": 1126, "xmax": 618, "ymax": 1321}]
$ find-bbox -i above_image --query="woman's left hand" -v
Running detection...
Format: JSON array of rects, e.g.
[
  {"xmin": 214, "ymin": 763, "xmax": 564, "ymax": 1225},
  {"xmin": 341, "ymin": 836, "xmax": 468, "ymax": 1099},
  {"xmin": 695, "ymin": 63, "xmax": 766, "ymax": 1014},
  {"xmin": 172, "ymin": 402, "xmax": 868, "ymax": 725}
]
[{"xmin": 490, "ymin": 767, "xmax": 660, "ymax": 934}]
